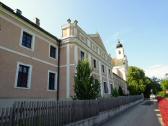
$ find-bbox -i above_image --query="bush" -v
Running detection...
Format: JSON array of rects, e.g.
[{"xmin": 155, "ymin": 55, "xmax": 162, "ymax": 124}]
[
  {"xmin": 161, "ymin": 80, "xmax": 168, "ymax": 90},
  {"xmin": 157, "ymin": 91, "xmax": 168, "ymax": 98},
  {"xmin": 111, "ymin": 88, "xmax": 119, "ymax": 97}
]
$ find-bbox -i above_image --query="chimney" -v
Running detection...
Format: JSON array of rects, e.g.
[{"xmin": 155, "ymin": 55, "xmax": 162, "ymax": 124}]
[
  {"xmin": 67, "ymin": 18, "xmax": 71, "ymax": 23},
  {"xmin": 16, "ymin": 9, "xmax": 22, "ymax": 15},
  {"xmin": 74, "ymin": 20, "xmax": 78, "ymax": 25},
  {"xmin": 35, "ymin": 18, "xmax": 40, "ymax": 26}
]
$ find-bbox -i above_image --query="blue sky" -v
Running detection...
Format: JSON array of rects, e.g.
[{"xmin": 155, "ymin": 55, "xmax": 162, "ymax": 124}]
[{"xmin": 1, "ymin": 0, "xmax": 168, "ymax": 78}]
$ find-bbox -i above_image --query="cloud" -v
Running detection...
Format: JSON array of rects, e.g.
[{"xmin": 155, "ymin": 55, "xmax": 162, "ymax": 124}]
[{"xmin": 145, "ymin": 65, "xmax": 168, "ymax": 79}]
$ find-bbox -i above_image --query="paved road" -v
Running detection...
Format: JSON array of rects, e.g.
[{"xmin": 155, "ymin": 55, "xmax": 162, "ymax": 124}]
[{"xmin": 101, "ymin": 100, "xmax": 162, "ymax": 126}]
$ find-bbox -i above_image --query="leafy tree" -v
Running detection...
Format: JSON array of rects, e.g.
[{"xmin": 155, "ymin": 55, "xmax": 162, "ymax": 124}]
[
  {"xmin": 127, "ymin": 66, "xmax": 146, "ymax": 95},
  {"xmin": 161, "ymin": 80, "xmax": 168, "ymax": 90},
  {"xmin": 127, "ymin": 67, "xmax": 162, "ymax": 97},
  {"xmin": 143, "ymin": 77, "xmax": 162, "ymax": 98},
  {"xmin": 74, "ymin": 59, "xmax": 100, "ymax": 100},
  {"xmin": 151, "ymin": 77, "xmax": 162, "ymax": 94},
  {"xmin": 143, "ymin": 77, "xmax": 154, "ymax": 98}
]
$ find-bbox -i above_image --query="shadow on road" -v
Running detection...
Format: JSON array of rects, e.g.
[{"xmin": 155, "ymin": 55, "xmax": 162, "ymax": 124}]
[
  {"xmin": 141, "ymin": 100, "xmax": 154, "ymax": 105},
  {"xmin": 101, "ymin": 100, "xmax": 162, "ymax": 126}
]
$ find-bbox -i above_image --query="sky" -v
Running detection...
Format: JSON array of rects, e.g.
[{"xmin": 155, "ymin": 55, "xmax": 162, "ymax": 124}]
[{"xmin": 1, "ymin": 0, "xmax": 168, "ymax": 78}]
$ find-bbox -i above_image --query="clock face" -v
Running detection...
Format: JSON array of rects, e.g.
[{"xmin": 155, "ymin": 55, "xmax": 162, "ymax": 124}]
[{"xmin": 118, "ymin": 51, "xmax": 121, "ymax": 54}]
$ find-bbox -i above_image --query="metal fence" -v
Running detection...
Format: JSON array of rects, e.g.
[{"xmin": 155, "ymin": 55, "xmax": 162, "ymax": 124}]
[{"xmin": 0, "ymin": 95, "xmax": 143, "ymax": 126}]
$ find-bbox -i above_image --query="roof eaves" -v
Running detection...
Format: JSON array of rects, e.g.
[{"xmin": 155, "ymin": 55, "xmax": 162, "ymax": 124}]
[{"xmin": 0, "ymin": 2, "xmax": 61, "ymax": 43}]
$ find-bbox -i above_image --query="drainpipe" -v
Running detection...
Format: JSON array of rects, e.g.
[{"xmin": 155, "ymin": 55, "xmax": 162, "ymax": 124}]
[{"xmin": 57, "ymin": 39, "xmax": 61, "ymax": 100}]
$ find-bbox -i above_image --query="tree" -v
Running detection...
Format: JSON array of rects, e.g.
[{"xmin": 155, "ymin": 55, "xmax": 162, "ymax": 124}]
[
  {"xmin": 161, "ymin": 80, "xmax": 168, "ymax": 90},
  {"xmin": 127, "ymin": 66, "xmax": 146, "ymax": 95},
  {"xmin": 127, "ymin": 66, "xmax": 162, "ymax": 97},
  {"xmin": 151, "ymin": 77, "xmax": 162, "ymax": 94},
  {"xmin": 143, "ymin": 77, "xmax": 154, "ymax": 98},
  {"xmin": 74, "ymin": 59, "xmax": 100, "ymax": 100}
]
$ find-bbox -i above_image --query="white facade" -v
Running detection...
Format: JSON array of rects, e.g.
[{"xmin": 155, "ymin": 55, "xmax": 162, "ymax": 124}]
[
  {"xmin": 116, "ymin": 47, "xmax": 124, "ymax": 59},
  {"xmin": 61, "ymin": 19, "xmax": 114, "ymax": 98},
  {"xmin": 112, "ymin": 41, "xmax": 128, "ymax": 81}
]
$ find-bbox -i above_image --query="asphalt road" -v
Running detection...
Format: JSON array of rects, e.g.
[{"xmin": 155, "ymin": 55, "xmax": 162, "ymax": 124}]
[{"xmin": 101, "ymin": 100, "xmax": 162, "ymax": 126}]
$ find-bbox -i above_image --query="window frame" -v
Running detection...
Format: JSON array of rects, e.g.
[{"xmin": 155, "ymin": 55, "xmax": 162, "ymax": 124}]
[
  {"xmin": 118, "ymin": 50, "xmax": 121, "ymax": 54},
  {"xmin": 93, "ymin": 59, "xmax": 97, "ymax": 68},
  {"xmin": 109, "ymin": 69, "xmax": 111, "ymax": 75},
  {"xmin": 19, "ymin": 29, "xmax": 35, "ymax": 51},
  {"xmin": 110, "ymin": 84, "xmax": 113, "ymax": 94},
  {"xmin": 102, "ymin": 64, "xmax": 105, "ymax": 73},
  {"xmin": 80, "ymin": 50, "xmax": 85, "ymax": 60},
  {"xmin": 48, "ymin": 70, "xmax": 57, "ymax": 91},
  {"xmin": 103, "ymin": 82, "xmax": 108, "ymax": 93},
  {"xmin": 49, "ymin": 44, "xmax": 58, "ymax": 60},
  {"xmin": 15, "ymin": 62, "xmax": 32, "ymax": 89}
]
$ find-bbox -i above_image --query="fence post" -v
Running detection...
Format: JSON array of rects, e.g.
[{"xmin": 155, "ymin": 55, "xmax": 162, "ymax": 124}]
[{"xmin": 11, "ymin": 103, "xmax": 16, "ymax": 126}]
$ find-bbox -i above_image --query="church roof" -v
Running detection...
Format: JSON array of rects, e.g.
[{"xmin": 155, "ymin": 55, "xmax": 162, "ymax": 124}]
[
  {"xmin": 113, "ymin": 70, "xmax": 124, "ymax": 81},
  {"xmin": 112, "ymin": 58, "xmax": 125, "ymax": 66},
  {"xmin": 88, "ymin": 33, "xmax": 107, "ymax": 52}
]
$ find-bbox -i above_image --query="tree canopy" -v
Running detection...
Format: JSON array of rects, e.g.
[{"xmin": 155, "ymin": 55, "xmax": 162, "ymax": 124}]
[
  {"xmin": 74, "ymin": 59, "xmax": 100, "ymax": 100},
  {"xmin": 127, "ymin": 66, "xmax": 161, "ymax": 97},
  {"xmin": 161, "ymin": 80, "xmax": 168, "ymax": 90},
  {"xmin": 127, "ymin": 66, "xmax": 146, "ymax": 95}
]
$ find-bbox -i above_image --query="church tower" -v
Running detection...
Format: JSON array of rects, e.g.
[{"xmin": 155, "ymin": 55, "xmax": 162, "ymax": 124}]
[
  {"xmin": 116, "ymin": 40, "xmax": 125, "ymax": 59},
  {"xmin": 112, "ymin": 40, "xmax": 128, "ymax": 81}
]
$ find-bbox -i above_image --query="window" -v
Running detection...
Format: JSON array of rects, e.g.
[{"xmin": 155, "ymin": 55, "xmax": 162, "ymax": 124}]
[
  {"xmin": 80, "ymin": 51, "xmax": 85, "ymax": 60},
  {"xmin": 109, "ymin": 69, "xmax": 111, "ymax": 75},
  {"xmin": 93, "ymin": 59, "xmax": 96, "ymax": 68},
  {"xmin": 16, "ymin": 63, "xmax": 32, "ymax": 88},
  {"xmin": 50, "ymin": 45, "xmax": 57, "ymax": 59},
  {"xmin": 118, "ymin": 50, "xmax": 121, "ymax": 54},
  {"xmin": 48, "ymin": 71, "xmax": 57, "ymax": 90},
  {"xmin": 21, "ymin": 31, "xmax": 33, "ymax": 49},
  {"xmin": 110, "ymin": 84, "xmax": 113, "ymax": 93},
  {"xmin": 102, "ymin": 65, "xmax": 105, "ymax": 73},
  {"xmin": 104, "ymin": 82, "xmax": 108, "ymax": 93}
]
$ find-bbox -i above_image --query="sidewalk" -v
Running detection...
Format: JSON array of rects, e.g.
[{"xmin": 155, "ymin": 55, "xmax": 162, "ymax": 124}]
[{"xmin": 101, "ymin": 100, "xmax": 162, "ymax": 126}]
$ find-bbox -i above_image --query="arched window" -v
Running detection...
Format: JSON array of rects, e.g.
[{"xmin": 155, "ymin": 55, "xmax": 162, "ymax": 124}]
[{"xmin": 118, "ymin": 50, "xmax": 121, "ymax": 54}]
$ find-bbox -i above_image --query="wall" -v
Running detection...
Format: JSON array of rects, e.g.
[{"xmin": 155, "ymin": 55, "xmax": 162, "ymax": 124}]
[{"xmin": 0, "ymin": 8, "xmax": 59, "ymax": 99}]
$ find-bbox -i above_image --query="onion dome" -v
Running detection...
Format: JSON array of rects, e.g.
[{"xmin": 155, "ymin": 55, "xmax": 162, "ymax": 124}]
[{"xmin": 116, "ymin": 40, "xmax": 123, "ymax": 48}]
